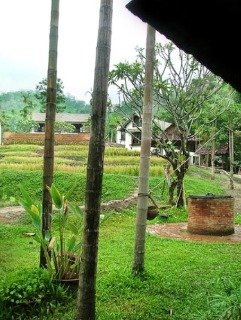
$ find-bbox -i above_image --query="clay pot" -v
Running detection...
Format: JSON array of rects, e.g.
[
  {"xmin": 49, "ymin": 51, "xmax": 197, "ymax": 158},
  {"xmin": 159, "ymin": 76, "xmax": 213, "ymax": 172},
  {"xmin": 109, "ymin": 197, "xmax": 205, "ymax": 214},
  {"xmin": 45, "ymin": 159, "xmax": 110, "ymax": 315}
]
[{"xmin": 147, "ymin": 205, "xmax": 159, "ymax": 220}]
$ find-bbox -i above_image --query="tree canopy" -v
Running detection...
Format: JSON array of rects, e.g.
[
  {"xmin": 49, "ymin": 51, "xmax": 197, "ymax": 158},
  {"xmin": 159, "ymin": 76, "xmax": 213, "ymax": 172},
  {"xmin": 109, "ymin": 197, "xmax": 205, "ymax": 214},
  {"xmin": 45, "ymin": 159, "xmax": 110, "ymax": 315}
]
[{"xmin": 109, "ymin": 41, "xmax": 223, "ymax": 207}]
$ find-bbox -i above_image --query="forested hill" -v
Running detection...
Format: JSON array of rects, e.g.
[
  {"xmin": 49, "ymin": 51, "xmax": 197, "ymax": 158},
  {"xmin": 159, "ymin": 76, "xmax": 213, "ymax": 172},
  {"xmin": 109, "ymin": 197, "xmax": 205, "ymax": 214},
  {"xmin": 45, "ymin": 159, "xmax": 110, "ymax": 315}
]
[{"xmin": 0, "ymin": 91, "xmax": 91, "ymax": 114}]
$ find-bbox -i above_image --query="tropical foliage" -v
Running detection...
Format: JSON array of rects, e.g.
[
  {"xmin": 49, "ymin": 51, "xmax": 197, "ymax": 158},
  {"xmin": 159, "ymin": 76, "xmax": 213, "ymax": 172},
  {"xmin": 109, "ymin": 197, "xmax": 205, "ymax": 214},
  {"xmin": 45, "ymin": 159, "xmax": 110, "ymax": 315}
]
[{"xmin": 109, "ymin": 41, "xmax": 223, "ymax": 207}]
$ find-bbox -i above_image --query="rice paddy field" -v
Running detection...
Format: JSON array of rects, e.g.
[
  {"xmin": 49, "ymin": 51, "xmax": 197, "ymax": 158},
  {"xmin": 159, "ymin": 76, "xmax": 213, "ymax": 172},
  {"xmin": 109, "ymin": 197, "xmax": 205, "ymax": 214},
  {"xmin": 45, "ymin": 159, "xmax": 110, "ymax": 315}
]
[
  {"xmin": 1, "ymin": 143, "xmax": 237, "ymax": 320},
  {"xmin": 0, "ymin": 144, "xmax": 164, "ymax": 175},
  {"xmin": 0, "ymin": 144, "xmax": 225, "ymax": 208}
]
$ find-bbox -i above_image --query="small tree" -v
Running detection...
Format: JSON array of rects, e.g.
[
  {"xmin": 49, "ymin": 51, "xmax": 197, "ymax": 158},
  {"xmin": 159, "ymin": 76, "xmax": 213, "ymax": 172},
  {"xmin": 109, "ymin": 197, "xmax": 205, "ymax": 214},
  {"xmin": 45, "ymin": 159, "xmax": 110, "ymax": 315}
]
[
  {"xmin": 195, "ymin": 84, "xmax": 241, "ymax": 183},
  {"xmin": 35, "ymin": 77, "xmax": 66, "ymax": 113},
  {"xmin": 109, "ymin": 42, "xmax": 222, "ymax": 207}
]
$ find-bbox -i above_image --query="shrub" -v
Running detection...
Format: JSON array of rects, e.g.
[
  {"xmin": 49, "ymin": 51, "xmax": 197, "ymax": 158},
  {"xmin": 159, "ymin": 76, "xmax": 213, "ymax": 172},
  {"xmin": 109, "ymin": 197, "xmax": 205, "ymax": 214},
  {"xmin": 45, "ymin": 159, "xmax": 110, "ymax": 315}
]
[{"xmin": 0, "ymin": 268, "xmax": 68, "ymax": 320}]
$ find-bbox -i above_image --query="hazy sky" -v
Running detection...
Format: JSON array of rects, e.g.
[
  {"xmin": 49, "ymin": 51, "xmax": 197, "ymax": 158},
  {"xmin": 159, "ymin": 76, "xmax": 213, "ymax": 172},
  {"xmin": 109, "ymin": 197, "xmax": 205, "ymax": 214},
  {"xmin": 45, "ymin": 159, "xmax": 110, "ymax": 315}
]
[{"xmin": 0, "ymin": 0, "xmax": 165, "ymax": 103}]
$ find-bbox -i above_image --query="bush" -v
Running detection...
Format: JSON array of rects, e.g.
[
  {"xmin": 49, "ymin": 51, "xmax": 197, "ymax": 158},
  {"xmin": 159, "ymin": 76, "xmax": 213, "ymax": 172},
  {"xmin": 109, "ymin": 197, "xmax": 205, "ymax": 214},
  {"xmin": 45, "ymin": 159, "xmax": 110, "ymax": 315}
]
[{"xmin": 0, "ymin": 268, "xmax": 68, "ymax": 320}]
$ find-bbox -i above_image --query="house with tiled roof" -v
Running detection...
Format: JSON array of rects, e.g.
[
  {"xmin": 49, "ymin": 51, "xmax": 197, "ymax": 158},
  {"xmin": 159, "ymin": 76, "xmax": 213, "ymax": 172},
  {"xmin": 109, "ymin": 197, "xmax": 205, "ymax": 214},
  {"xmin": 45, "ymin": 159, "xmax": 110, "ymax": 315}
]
[
  {"xmin": 116, "ymin": 114, "xmax": 200, "ymax": 164},
  {"xmin": 116, "ymin": 114, "xmax": 172, "ymax": 151},
  {"xmin": 32, "ymin": 112, "xmax": 90, "ymax": 133}
]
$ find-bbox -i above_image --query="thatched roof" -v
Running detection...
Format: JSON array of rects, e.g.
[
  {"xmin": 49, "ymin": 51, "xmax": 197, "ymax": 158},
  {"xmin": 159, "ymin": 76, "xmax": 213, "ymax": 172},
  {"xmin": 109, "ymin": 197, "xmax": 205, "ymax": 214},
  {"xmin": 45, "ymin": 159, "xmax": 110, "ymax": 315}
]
[{"xmin": 126, "ymin": 0, "xmax": 241, "ymax": 93}]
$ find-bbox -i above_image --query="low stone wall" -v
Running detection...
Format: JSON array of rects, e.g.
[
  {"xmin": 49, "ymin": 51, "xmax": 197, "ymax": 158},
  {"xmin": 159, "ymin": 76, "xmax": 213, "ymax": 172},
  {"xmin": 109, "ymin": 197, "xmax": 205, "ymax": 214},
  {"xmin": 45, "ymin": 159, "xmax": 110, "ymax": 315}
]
[{"xmin": 3, "ymin": 132, "xmax": 90, "ymax": 145}]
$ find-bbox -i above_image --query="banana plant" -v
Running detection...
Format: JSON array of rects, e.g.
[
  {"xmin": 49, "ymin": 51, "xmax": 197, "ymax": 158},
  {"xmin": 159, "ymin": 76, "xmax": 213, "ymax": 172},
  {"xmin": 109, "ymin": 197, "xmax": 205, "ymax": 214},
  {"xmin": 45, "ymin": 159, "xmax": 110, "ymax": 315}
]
[{"xmin": 20, "ymin": 184, "xmax": 83, "ymax": 280}]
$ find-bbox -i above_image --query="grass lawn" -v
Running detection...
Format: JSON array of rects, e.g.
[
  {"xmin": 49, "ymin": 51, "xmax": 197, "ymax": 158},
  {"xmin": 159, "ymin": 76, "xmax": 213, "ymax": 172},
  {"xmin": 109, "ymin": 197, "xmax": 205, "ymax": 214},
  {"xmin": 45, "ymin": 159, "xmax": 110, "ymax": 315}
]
[
  {"xmin": 1, "ymin": 209, "xmax": 241, "ymax": 319},
  {"xmin": 0, "ymin": 144, "xmax": 239, "ymax": 319}
]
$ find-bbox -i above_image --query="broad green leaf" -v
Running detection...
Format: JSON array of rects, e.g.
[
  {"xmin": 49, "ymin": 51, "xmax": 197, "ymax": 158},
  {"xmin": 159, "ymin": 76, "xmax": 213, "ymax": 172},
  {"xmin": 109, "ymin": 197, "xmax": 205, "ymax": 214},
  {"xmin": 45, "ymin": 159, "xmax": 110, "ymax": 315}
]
[
  {"xmin": 68, "ymin": 203, "xmax": 83, "ymax": 216},
  {"xmin": 30, "ymin": 204, "xmax": 39, "ymax": 215},
  {"xmin": 19, "ymin": 185, "xmax": 33, "ymax": 209},
  {"xmin": 47, "ymin": 184, "xmax": 63, "ymax": 209},
  {"xmin": 29, "ymin": 210, "xmax": 41, "ymax": 229},
  {"xmin": 67, "ymin": 236, "xmax": 77, "ymax": 252},
  {"xmin": 68, "ymin": 222, "xmax": 79, "ymax": 236}
]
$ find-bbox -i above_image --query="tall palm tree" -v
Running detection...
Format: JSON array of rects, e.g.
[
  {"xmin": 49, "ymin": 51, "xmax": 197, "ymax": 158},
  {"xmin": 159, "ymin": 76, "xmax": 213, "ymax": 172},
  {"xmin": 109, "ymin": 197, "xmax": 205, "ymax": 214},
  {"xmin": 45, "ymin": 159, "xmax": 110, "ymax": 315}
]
[
  {"xmin": 40, "ymin": 0, "xmax": 59, "ymax": 267},
  {"xmin": 76, "ymin": 1, "xmax": 113, "ymax": 319},
  {"xmin": 132, "ymin": 25, "xmax": 156, "ymax": 274}
]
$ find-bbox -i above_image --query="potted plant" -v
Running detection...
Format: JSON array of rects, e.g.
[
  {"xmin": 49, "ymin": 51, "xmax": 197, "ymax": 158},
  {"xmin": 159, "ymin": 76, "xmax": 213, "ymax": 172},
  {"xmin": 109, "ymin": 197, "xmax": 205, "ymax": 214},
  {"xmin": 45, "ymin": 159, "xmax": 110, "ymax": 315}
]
[{"xmin": 20, "ymin": 184, "xmax": 82, "ymax": 285}]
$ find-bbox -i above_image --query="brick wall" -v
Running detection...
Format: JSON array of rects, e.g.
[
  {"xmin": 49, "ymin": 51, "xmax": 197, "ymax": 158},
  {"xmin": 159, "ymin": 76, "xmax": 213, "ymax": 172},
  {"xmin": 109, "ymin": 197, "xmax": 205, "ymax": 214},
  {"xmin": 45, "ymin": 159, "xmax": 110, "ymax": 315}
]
[
  {"xmin": 187, "ymin": 196, "xmax": 234, "ymax": 236},
  {"xmin": 3, "ymin": 132, "xmax": 90, "ymax": 145}
]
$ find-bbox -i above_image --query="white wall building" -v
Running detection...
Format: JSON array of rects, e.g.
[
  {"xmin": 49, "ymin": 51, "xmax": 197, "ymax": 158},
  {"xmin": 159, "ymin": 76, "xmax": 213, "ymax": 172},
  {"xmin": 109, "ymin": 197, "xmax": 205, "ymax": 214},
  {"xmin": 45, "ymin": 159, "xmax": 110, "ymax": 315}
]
[
  {"xmin": 116, "ymin": 115, "xmax": 200, "ymax": 164},
  {"xmin": 116, "ymin": 115, "xmax": 171, "ymax": 151}
]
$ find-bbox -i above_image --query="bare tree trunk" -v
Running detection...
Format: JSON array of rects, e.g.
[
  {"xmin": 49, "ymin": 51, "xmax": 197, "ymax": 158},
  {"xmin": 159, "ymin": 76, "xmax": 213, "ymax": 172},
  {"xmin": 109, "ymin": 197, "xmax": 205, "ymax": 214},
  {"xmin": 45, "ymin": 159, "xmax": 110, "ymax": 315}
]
[
  {"xmin": 40, "ymin": 0, "xmax": 59, "ymax": 268},
  {"xmin": 211, "ymin": 137, "xmax": 215, "ymax": 180},
  {"xmin": 164, "ymin": 163, "xmax": 176, "ymax": 205},
  {"xmin": 168, "ymin": 180, "xmax": 177, "ymax": 205},
  {"xmin": 176, "ymin": 173, "xmax": 184, "ymax": 208},
  {"xmin": 132, "ymin": 25, "xmax": 156, "ymax": 275},
  {"xmin": 229, "ymin": 127, "xmax": 234, "ymax": 190},
  {"xmin": 176, "ymin": 157, "xmax": 189, "ymax": 208},
  {"xmin": 76, "ymin": 1, "xmax": 113, "ymax": 319},
  {"xmin": 164, "ymin": 163, "xmax": 171, "ymax": 186},
  {"xmin": 205, "ymin": 153, "xmax": 209, "ymax": 168}
]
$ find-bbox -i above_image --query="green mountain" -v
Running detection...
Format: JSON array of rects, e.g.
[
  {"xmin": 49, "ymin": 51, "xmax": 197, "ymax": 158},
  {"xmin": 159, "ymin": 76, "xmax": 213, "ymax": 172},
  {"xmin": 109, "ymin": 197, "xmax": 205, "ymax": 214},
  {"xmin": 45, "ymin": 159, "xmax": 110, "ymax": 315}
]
[{"xmin": 0, "ymin": 91, "xmax": 91, "ymax": 114}]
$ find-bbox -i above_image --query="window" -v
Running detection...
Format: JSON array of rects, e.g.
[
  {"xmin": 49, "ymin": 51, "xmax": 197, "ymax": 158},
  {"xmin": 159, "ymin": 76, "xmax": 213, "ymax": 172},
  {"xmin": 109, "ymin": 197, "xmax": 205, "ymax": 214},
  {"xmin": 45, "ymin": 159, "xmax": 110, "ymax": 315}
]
[
  {"xmin": 120, "ymin": 130, "xmax": 125, "ymax": 141},
  {"xmin": 74, "ymin": 123, "xmax": 83, "ymax": 133},
  {"xmin": 132, "ymin": 115, "xmax": 142, "ymax": 127},
  {"xmin": 36, "ymin": 123, "xmax": 44, "ymax": 132},
  {"xmin": 132, "ymin": 132, "xmax": 141, "ymax": 145}
]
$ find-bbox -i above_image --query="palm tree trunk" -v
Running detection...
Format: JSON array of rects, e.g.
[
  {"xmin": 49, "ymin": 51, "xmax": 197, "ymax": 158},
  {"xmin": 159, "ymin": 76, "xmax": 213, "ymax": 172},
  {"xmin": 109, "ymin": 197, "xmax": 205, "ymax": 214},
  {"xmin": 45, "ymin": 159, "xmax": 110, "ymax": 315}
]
[
  {"xmin": 76, "ymin": 1, "xmax": 113, "ymax": 319},
  {"xmin": 40, "ymin": 0, "xmax": 59, "ymax": 267},
  {"xmin": 132, "ymin": 25, "xmax": 156, "ymax": 275}
]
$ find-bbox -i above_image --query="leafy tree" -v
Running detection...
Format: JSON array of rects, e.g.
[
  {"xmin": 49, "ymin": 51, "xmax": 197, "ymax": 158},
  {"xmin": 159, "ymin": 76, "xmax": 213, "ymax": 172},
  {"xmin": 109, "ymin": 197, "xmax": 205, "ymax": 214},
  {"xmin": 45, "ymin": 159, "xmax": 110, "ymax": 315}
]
[
  {"xmin": 0, "ymin": 91, "xmax": 38, "ymax": 135},
  {"xmin": 105, "ymin": 111, "xmax": 122, "ymax": 142},
  {"xmin": 2, "ymin": 93, "xmax": 36, "ymax": 133},
  {"xmin": 64, "ymin": 94, "xmax": 91, "ymax": 114},
  {"xmin": 35, "ymin": 77, "xmax": 66, "ymax": 112},
  {"xmin": 109, "ymin": 41, "xmax": 222, "ymax": 207},
  {"xmin": 196, "ymin": 84, "xmax": 241, "ymax": 176},
  {"xmin": 3, "ymin": 110, "xmax": 35, "ymax": 133},
  {"xmin": 54, "ymin": 121, "xmax": 75, "ymax": 133}
]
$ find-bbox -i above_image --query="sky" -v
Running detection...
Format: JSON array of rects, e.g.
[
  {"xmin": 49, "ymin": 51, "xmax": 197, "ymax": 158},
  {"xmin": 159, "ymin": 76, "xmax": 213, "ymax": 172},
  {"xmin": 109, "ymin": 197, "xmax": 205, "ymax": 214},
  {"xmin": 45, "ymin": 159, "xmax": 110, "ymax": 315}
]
[{"xmin": 0, "ymin": 0, "xmax": 165, "ymax": 104}]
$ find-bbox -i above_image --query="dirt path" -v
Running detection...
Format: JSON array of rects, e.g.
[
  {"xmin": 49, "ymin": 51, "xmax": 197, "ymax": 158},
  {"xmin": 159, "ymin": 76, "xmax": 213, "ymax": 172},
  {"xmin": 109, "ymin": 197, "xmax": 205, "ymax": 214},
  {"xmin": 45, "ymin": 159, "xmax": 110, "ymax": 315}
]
[
  {"xmin": 0, "ymin": 192, "xmax": 138, "ymax": 224},
  {"xmin": 0, "ymin": 206, "xmax": 24, "ymax": 224}
]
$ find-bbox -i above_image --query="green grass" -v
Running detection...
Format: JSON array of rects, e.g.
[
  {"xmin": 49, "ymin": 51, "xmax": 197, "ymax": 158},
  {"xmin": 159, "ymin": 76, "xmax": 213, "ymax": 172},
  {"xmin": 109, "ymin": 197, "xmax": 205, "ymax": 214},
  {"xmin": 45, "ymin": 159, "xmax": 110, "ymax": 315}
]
[
  {"xmin": 2, "ymin": 209, "xmax": 241, "ymax": 319},
  {"xmin": 0, "ymin": 223, "xmax": 39, "ymax": 285},
  {"xmin": 0, "ymin": 143, "xmax": 238, "ymax": 319},
  {"xmin": 0, "ymin": 169, "xmax": 137, "ymax": 206}
]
